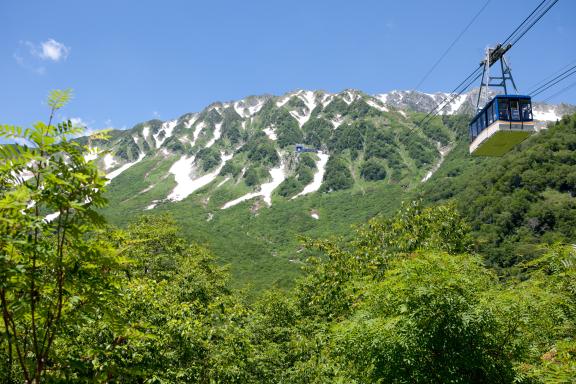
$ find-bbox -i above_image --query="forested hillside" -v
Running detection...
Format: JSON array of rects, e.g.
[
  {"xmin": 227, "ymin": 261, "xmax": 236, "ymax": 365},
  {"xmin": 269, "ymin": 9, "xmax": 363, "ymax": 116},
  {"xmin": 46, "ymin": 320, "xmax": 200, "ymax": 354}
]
[{"xmin": 422, "ymin": 113, "xmax": 576, "ymax": 270}]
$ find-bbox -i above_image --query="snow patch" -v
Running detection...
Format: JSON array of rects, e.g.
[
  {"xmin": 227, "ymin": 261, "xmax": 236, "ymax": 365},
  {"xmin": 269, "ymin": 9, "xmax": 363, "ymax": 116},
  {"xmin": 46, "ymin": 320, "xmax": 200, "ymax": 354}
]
[
  {"xmin": 449, "ymin": 94, "xmax": 468, "ymax": 114},
  {"xmin": 533, "ymin": 108, "xmax": 561, "ymax": 121},
  {"xmin": 191, "ymin": 121, "xmax": 205, "ymax": 147},
  {"xmin": 153, "ymin": 119, "xmax": 177, "ymax": 148},
  {"xmin": 216, "ymin": 177, "xmax": 230, "ymax": 188},
  {"xmin": 289, "ymin": 110, "xmax": 309, "ymax": 127},
  {"xmin": 103, "ymin": 153, "xmax": 117, "ymax": 170},
  {"xmin": 331, "ymin": 114, "xmax": 344, "ymax": 128},
  {"xmin": 145, "ymin": 200, "xmax": 161, "ymax": 210},
  {"xmin": 376, "ymin": 93, "xmax": 389, "ymax": 105},
  {"xmin": 321, "ymin": 93, "xmax": 333, "ymax": 107},
  {"xmin": 142, "ymin": 126, "xmax": 150, "ymax": 140},
  {"xmin": 205, "ymin": 122, "xmax": 222, "ymax": 148},
  {"xmin": 263, "ymin": 127, "xmax": 277, "ymax": 140},
  {"xmin": 366, "ymin": 99, "xmax": 388, "ymax": 112},
  {"xmin": 185, "ymin": 114, "xmax": 199, "ymax": 128},
  {"xmin": 276, "ymin": 95, "xmax": 292, "ymax": 107},
  {"xmin": 311, "ymin": 213, "xmax": 319, "ymax": 220},
  {"xmin": 167, "ymin": 152, "xmax": 232, "ymax": 202},
  {"xmin": 221, "ymin": 161, "xmax": 286, "ymax": 209},
  {"xmin": 293, "ymin": 152, "xmax": 329, "ymax": 198},
  {"xmin": 421, "ymin": 144, "xmax": 452, "ymax": 183},
  {"xmin": 83, "ymin": 148, "xmax": 98, "ymax": 162},
  {"xmin": 340, "ymin": 90, "xmax": 359, "ymax": 105},
  {"xmin": 235, "ymin": 100, "xmax": 265, "ymax": 118},
  {"xmin": 105, "ymin": 153, "xmax": 146, "ymax": 183},
  {"xmin": 300, "ymin": 90, "xmax": 317, "ymax": 114},
  {"xmin": 398, "ymin": 110, "xmax": 407, "ymax": 118}
]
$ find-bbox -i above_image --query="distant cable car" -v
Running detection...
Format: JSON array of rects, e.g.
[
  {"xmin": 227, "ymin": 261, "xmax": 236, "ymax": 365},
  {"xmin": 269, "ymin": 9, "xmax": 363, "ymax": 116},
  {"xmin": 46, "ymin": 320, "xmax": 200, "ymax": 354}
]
[
  {"xmin": 469, "ymin": 44, "xmax": 535, "ymax": 156},
  {"xmin": 295, "ymin": 144, "xmax": 318, "ymax": 153}
]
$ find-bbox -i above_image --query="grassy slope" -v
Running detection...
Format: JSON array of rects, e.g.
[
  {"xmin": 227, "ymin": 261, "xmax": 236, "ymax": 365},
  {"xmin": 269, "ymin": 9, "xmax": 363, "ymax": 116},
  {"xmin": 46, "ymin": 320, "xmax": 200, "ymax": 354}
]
[{"xmin": 102, "ymin": 157, "xmax": 405, "ymax": 294}]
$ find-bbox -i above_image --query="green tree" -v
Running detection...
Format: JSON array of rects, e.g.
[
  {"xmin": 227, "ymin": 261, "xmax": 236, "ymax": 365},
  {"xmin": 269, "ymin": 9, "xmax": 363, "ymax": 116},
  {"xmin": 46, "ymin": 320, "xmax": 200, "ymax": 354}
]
[
  {"xmin": 0, "ymin": 90, "xmax": 121, "ymax": 383},
  {"xmin": 360, "ymin": 158, "xmax": 387, "ymax": 181},
  {"xmin": 332, "ymin": 251, "xmax": 518, "ymax": 383}
]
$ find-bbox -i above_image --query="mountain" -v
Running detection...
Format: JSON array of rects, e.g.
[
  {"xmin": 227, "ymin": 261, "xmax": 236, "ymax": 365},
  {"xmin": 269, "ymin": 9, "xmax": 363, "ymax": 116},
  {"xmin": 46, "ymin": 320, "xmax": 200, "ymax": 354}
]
[
  {"xmin": 88, "ymin": 89, "xmax": 575, "ymax": 292},
  {"xmin": 376, "ymin": 88, "xmax": 575, "ymax": 123}
]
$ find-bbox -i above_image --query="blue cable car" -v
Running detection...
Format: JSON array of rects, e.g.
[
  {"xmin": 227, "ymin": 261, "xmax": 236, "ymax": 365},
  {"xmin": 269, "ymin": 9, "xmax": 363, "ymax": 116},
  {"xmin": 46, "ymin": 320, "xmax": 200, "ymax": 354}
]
[
  {"xmin": 295, "ymin": 144, "xmax": 318, "ymax": 153},
  {"xmin": 469, "ymin": 95, "xmax": 535, "ymax": 156},
  {"xmin": 468, "ymin": 45, "xmax": 536, "ymax": 156}
]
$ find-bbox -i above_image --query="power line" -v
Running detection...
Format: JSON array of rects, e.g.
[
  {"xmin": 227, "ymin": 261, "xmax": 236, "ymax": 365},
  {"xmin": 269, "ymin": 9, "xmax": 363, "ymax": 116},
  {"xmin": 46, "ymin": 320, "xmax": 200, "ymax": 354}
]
[
  {"xmin": 501, "ymin": 0, "xmax": 549, "ymax": 45},
  {"xmin": 530, "ymin": 65, "xmax": 576, "ymax": 97},
  {"xmin": 542, "ymin": 80, "xmax": 576, "ymax": 103},
  {"xmin": 507, "ymin": 0, "xmax": 559, "ymax": 46},
  {"xmin": 418, "ymin": 0, "xmax": 560, "ymax": 128},
  {"xmin": 526, "ymin": 58, "xmax": 576, "ymax": 92},
  {"xmin": 417, "ymin": 66, "xmax": 483, "ymax": 126},
  {"xmin": 413, "ymin": 0, "xmax": 492, "ymax": 91}
]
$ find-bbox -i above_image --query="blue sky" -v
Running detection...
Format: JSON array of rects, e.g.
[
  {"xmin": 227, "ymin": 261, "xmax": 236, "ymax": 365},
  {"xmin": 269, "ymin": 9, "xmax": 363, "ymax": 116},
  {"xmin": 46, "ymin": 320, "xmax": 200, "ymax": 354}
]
[{"xmin": 1, "ymin": 0, "xmax": 575, "ymax": 132}]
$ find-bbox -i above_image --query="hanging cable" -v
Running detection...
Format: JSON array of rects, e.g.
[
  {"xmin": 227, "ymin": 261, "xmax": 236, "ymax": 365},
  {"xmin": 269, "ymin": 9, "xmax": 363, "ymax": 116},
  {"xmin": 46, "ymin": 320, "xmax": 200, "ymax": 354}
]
[
  {"xmin": 413, "ymin": 0, "xmax": 492, "ymax": 91},
  {"xmin": 417, "ymin": 66, "xmax": 483, "ymax": 126},
  {"xmin": 526, "ymin": 58, "xmax": 576, "ymax": 93},
  {"xmin": 501, "ymin": 0, "xmax": 550, "ymax": 45},
  {"xmin": 530, "ymin": 65, "xmax": 576, "ymax": 97},
  {"xmin": 507, "ymin": 0, "xmax": 559, "ymax": 46},
  {"xmin": 418, "ymin": 0, "xmax": 560, "ymax": 128},
  {"xmin": 542, "ymin": 80, "xmax": 576, "ymax": 103}
]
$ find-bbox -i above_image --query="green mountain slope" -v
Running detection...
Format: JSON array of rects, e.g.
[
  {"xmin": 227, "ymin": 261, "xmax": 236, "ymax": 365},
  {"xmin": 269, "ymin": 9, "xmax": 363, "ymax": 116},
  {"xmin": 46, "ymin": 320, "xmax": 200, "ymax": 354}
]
[{"xmin": 421, "ymin": 113, "xmax": 576, "ymax": 270}]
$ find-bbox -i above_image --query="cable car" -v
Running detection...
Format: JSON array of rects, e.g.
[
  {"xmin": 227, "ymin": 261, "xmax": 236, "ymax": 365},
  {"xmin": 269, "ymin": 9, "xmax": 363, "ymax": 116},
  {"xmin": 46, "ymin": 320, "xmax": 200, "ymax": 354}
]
[
  {"xmin": 469, "ymin": 95, "xmax": 534, "ymax": 156},
  {"xmin": 469, "ymin": 44, "xmax": 536, "ymax": 156},
  {"xmin": 295, "ymin": 144, "xmax": 318, "ymax": 153}
]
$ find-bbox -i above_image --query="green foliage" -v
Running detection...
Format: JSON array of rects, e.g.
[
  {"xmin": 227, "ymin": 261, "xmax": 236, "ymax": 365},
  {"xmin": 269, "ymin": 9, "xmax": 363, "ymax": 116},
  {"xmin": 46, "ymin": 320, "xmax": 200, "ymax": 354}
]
[
  {"xmin": 332, "ymin": 252, "xmax": 517, "ymax": 383},
  {"xmin": 398, "ymin": 129, "xmax": 437, "ymax": 167},
  {"xmin": 328, "ymin": 122, "xmax": 367, "ymax": 154},
  {"xmin": 220, "ymin": 157, "xmax": 244, "ymax": 177},
  {"xmin": 277, "ymin": 176, "xmax": 303, "ymax": 198},
  {"xmin": 240, "ymin": 134, "xmax": 279, "ymax": 166},
  {"xmin": 0, "ymin": 90, "xmax": 122, "ymax": 383},
  {"xmin": 360, "ymin": 158, "xmax": 386, "ymax": 181},
  {"xmin": 244, "ymin": 165, "xmax": 267, "ymax": 187},
  {"xmin": 196, "ymin": 146, "xmax": 222, "ymax": 171},
  {"xmin": 321, "ymin": 155, "xmax": 353, "ymax": 192},
  {"xmin": 302, "ymin": 118, "xmax": 332, "ymax": 148}
]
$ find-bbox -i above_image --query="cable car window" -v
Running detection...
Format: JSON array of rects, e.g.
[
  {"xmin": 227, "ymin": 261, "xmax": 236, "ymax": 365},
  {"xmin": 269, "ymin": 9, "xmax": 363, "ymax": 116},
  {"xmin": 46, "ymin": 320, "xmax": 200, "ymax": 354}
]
[
  {"xmin": 510, "ymin": 99, "xmax": 520, "ymax": 121},
  {"xmin": 498, "ymin": 99, "xmax": 509, "ymax": 120},
  {"xmin": 487, "ymin": 103, "xmax": 494, "ymax": 125},
  {"xmin": 520, "ymin": 99, "xmax": 532, "ymax": 121},
  {"xmin": 493, "ymin": 102, "xmax": 498, "ymax": 122},
  {"xmin": 479, "ymin": 111, "xmax": 486, "ymax": 131}
]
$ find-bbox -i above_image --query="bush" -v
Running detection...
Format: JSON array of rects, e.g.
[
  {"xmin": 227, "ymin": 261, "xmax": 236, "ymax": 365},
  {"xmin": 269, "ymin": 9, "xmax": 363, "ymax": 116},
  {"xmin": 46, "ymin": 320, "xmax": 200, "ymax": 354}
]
[
  {"xmin": 196, "ymin": 147, "xmax": 221, "ymax": 171},
  {"xmin": 361, "ymin": 158, "xmax": 386, "ymax": 181},
  {"xmin": 277, "ymin": 177, "xmax": 303, "ymax": 198},
  {"xmin": 321, "ymin": 156, "xmax": 353, "ymax": 192}
]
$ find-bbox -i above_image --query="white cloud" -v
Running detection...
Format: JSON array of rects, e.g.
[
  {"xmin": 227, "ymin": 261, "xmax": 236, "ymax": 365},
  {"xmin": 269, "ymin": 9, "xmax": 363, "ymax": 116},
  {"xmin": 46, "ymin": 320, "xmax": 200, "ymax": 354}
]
[
  {"xmin": 23, "ymin": 39, "xmax": 70, "ymax": 62},
  {"xmin": 37, "ymin": 39, "xmax": 70, "ymax": 62},
  {"xmin": 14, "ymin": 39, "xmax": 69, "ymax": 74},
  {"xmin": 70, "ymin": 117, "xmax": 88, "ymax": 128}
]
